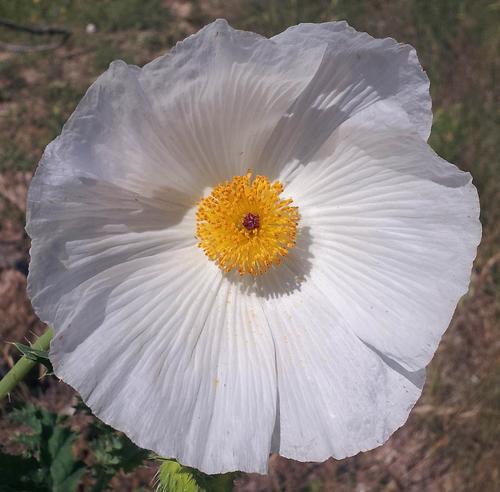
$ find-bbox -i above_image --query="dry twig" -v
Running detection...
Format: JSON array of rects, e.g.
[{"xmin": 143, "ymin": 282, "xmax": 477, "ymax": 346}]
[{"xmin": 0, "ymin": 18, "xmax": 71, "ymax": 52}]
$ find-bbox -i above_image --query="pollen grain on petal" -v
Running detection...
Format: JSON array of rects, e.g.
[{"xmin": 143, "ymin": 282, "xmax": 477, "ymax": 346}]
[{"xmin": 196, "ymin": 171, "xmax": 299, "ymax": 276}]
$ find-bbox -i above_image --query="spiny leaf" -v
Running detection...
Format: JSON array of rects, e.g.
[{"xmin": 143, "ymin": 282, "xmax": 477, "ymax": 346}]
[
  {"xmin": 7, "ymin": 404, "xmax": 85, "ymax": 492},
  {"xmin": 12, "ymin": 342, "xmax": 53, "ymax": 374},
  {"xmin": 52, "ymin": 466, "xmax": 86, "ymax": 492},
  {"xmin": 156, "ymin": 460, "xmax": 203, "ymax": 492},
  {"xmin": 48, "ymin": 426, "xmax": 85, "ymax": 492},
  {"xmin": 86, "ymin": 414, "xmax": 150, "ymax": 491},
  {"xmin": 155, "ymin": 459, "xmax": 236, "ymax": 492}
]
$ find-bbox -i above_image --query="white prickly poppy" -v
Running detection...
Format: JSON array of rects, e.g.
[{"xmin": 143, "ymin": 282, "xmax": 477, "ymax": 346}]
[{"xmin": 26, "ymin": 19, "xmax": 481, "ymax": 474}]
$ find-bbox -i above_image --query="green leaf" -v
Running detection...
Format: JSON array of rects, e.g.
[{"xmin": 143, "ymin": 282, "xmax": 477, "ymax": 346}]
[
  {"xmin": 155, "ymin": 460, "xmax": 237, "ymax": 492},
  {"xmin": 12, "ymin": 342, "xmax": 54, "ymax": 374},
  {"xmin": 7, "ymin": 404, "xmax": 85, "ymax": 492},
  {"xmin": 52, "ymin": 466, "xmax": 86, "ymax": 492},
  {"xmin": 86, "ymin": 416, "xmax": 150, "ymax": 492},
  {"xmin": 48, "ymin": 426, "xmax": 86, "ymax": 492}
]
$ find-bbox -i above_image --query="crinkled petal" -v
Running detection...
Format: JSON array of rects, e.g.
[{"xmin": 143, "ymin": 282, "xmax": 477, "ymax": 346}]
[
  {"xmin": 38, "ymin": 245, "xmax": 277, "ymax": 474},
  {"xmin": 37, "ymin": 19, "xmax": 327, "ymax": 204},
  {"xmin": 140, "ymin": 19, "xmax": 326, "ymax": 185},
  {"xmin": 28, "ymin": 18, "xmax": 332, "ymax": 475},
  {"xmin": 26, "ymin": 19, "xmax": 479, "ymax": 475},
  {"xmin": 42, "ymin": 60, "xmax": 203, "ymax": 201},
  {"xmin": 258, "ymin": 261, "xmax": 425, "ymax": 461},
  {"xmin": 28, "ymin": 148, "xmax": 277, "ymax": 474},
  {"xmin": 260, "ymin": 21, "xmax": 431, "ymax": 180},
  {"xmin": 284, "ymin": 104, "xmax": 481, "ymax": 371},
  {"xmin": 26, "ymin": 139, "xmax": 197, "ymax": 325}
]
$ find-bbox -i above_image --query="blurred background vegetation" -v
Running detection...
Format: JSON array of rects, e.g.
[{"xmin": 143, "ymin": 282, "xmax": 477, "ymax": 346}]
[{"xmin": 0, "ymin": 0, "xmax": 498, "ymax": 490}]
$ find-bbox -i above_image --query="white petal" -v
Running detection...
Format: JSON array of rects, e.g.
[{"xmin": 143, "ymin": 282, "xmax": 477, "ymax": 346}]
[
  {"xmin": 42, "ymin": 60, "xmax": 203, "ymax": 200},
  {"xmin": 27, "ymin": 154, "xmax": 196, "ymax": 325},
  {"xmin": 284, "ymin": 106, "xmax": 481, "ymax": 371},
  {"xmin": 31, "ymin": 20, "xmax": 327, "ymax": 205},
  {"xmin": 140, "ymin": 19, "xmax": 326, "ymax": 184},
  {"xmin": 27, "ymin": 19, "xmax": 333, "ymax": 474},
  {"xmin": 39, "ymin": 244, "xmax": 276, "ymax": 474},
  {"xmin": 260, "ymin": 21, "xmax": 431, "ymax": 180},
  {"xmin": 26, "ymin": 19, "xmax": 478, "ymax": 474},
  {"xmin": 258, "ymin": 263, "xmax": 425, "ymax": 460},
  {"xmin": 28, "ymin": 153, "xmax": 277, "ymax": 473}
]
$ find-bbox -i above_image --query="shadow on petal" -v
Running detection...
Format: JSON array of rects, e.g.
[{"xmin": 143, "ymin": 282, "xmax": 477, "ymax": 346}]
[
  {"xmin": 259, "ymin": 45, "xmax": 409, "ymax": 179},
  {"xmin": 227, "ymin": 226, "xmax": 314, "ymax": 299},
  {"xmin": 361, "ymin": 340, "xmax": 426, "ymax": 389},
  {"xmin": 28, "ymin": 175, "xmax": 195, "ymax": 357}
]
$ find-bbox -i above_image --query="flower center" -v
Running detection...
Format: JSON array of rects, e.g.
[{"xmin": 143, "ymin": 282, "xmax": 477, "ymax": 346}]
[
  {"xmin": 242, "ymin": 213, "xmax": 260, "ymax": 231},
  {"xmin": 196, "ymin": 172, "xmax": 299, "ymax": 276}
]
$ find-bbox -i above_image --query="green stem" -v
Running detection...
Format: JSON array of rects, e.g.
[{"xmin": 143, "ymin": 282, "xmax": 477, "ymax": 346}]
[{"xmin": 0, "ymin": 328, "xmax": 53, "ymax": 401}]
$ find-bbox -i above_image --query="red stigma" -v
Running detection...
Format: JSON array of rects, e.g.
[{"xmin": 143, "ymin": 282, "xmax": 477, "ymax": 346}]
[{"xmin": 242, "ymin": 213, "xmax": 260, "ymax": 231}]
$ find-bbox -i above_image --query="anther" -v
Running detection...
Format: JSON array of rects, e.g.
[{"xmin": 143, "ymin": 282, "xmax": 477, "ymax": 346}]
[{"xmin": 196, "ymin": 172, "xmax": 299, "ymax": 275}]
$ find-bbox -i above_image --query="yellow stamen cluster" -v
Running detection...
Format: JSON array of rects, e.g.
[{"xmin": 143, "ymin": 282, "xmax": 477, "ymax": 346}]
[{"xmin": 196, "ymin": 172, "xmax": 299, "ymax": 276}]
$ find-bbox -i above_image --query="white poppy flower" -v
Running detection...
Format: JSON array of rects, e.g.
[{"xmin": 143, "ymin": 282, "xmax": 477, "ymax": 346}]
[{"xmin": 26, "ymin": 19, "xmax": 481, "ymax": 474}]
